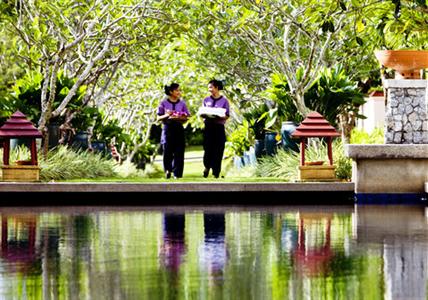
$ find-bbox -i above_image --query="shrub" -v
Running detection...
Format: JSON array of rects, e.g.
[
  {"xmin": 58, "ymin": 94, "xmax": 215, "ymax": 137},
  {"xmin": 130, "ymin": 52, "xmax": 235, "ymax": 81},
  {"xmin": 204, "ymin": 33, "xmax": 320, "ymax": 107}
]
[
  {"xmin": 39, "ymin": 146, "xmax": 116, "ymax": 181},
  {"xmin": 255, "ymin": 139, "xmax": 351, "ymax": 181},
  {"xmin": 350, "ymin": 127, "xmax": 384, "ymax": 144},
  {"xmin": 225, "ymin": 122, "xmax": 250, "ymax": 157}
]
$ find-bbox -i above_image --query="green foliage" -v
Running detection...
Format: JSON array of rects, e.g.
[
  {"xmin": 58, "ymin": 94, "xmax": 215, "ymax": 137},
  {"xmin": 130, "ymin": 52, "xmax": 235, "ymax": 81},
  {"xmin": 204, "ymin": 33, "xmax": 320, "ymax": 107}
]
[
  {"xmin": 39, "ymin": 146, "xmax": 117, "ymax": 181},
  {"xmin": 242, "ymin": 103, "xmax": 269, "ymax": 140},
  {"xmin": 369, "ymin": 1, "xmax": 428, "ymax": 50},
  {"xmin": 131, "ymin": 141, "xmax": 158, "ymax": 169},
  {"xmin": 2, "ymin": 70, "xmax": 92, "ymax": 130},
  {"xmin": 9, "ymin": 144, "xmax": 31, "ymax": 162},
  {"xmin": 304, "ymin": 66, "xmax": 365, "ymax": 127},
  {"xmin": 0, "ymin": 71, "xmax": 43, "ymax": 123},
  {"xmin": 93, "ymin": 116, "xmax": 127, "ymax": 146},
  {"xmin": 255, "ymin": 139, "xmax": 351, "ymax": 181},
  {"xmin": 225, "ymin": 122, "xmax": 251, "ymax": 157},
  {"xmin": 185, "ymin": 126, "xmax": 204, "ymax": 146},
  {"xmin": 333, "ymin": 140, "xmax": 352, "ymax": 180},
  {"xmin": 262, "ymin": 73, "xmax": 304, "ymax": 132},
  {"xmin": 113, "ymin": 160, "xmax": 146, "ymax": 178},
  {"xmin": 255, "ymin": 148, "xmax": 300, "ymax": 180},
  {"xmin": 3, "ymin": 0, "xmax": 423, "ymax": 175},
  {"xmin": 350, "ymin": 127, "xmax": 384, "ymax": 144}
]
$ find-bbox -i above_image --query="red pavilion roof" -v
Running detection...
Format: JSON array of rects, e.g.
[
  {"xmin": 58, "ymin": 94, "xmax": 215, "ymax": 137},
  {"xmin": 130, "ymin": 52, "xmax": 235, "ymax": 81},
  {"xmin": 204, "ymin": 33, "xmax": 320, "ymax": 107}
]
[
  {"xmin": 291, "ymin": 112, "xmax": 340, "ymax": 138},
  {"xmin": 0, "ymin": 111, "xmax": 42, "ymax": 138}
]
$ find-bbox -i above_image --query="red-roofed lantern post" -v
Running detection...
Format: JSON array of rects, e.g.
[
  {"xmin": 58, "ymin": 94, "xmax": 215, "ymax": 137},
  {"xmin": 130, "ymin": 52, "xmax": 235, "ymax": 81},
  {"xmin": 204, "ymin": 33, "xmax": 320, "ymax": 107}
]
[
  {"xmin": 291, "ymin": 112, "xmax": 340, "ymax": 181},
  {"xmin": 0, "ymin": 111, "xmax": 43, "ymax": 181}
]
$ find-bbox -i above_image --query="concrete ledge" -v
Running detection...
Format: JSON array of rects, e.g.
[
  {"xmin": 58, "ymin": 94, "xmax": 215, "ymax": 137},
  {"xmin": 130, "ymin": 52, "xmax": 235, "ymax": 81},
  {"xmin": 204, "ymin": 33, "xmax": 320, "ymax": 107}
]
[
  {"xmin": 346, "ymin": 144, "xmax": 428, "ymax": 159},
  {"xmin": 384, "ymin": 79, "xmax": 428, "ymax": 88},
  {"xmin": 0, "ymin": 182, "xmax": 355, "ymax": 193},
  {"xmin": 346, "ymin": 144, "xmax": 428, "ymax": 193}
]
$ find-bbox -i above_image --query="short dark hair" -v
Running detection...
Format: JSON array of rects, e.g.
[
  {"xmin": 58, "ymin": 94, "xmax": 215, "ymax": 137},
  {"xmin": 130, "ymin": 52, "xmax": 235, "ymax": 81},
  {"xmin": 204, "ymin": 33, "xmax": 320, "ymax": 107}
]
[
  {"xmin": 208, "ymin": 79, "xmax": 223, "ymax": 90},
  {"xmin": 164, "ymin": 83, "xmax": 180, "ymax": 96}
]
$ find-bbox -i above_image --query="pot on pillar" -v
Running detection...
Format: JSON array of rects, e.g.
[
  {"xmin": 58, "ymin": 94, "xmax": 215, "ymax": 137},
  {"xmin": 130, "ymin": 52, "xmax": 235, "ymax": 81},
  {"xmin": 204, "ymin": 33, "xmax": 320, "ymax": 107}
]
[
  {"xmin": 0, "ymin": 111, "xmax": 43, "ymax": 181},
  {"xmin": 374, "ymin": 50, "xmax": 428, "ymax": 144},
  {"xmin": 374, "ymin": 50, "xmax": 428, "ymax": 79},
  {"xmin": 291, "ymin": 112, "xmax": 340, "ymax": 181}
]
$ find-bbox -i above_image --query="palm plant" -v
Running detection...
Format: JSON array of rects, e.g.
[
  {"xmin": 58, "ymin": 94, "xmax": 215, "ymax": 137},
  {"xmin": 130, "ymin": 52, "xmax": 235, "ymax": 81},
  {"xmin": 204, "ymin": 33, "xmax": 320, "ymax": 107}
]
[{"xmin": 304, "ymin": 66, "xmax": 365, "ymax": 142}]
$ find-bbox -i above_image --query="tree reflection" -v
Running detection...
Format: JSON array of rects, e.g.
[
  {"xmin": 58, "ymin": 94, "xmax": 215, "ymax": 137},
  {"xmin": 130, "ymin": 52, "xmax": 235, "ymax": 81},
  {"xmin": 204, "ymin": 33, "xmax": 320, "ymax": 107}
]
[{"xmin": 4, "ymin": 206, "xmax": 421, "ymax": 299}]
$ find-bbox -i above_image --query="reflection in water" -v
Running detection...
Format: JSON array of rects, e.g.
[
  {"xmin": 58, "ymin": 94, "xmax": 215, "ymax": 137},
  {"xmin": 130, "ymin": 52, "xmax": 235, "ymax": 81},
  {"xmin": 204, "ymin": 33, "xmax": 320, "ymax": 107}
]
[
  {"xmin": 1, "ymin": 214, "xmax": 39, "ymax": 275},
  {"xmin": 294, "ymin": 213, "xmax": 333, "ymax": 276},
  {"xmin": 162, "ymin": 213, "xmax": 186, "ymax": 298},
  {"xmin": 202, "ymin": 214, "xmax": 226, "ymax": 283},
  {"xmin": 163, "ymin": 213, "xmax": 186, "ymax": 272},
  {"xmin": 356, "ymin": 205, "xmax": 428, "ymax": 300},
  {"xmin": 0, "ymin": 205, "xmax": 428, "ymax": 299}
]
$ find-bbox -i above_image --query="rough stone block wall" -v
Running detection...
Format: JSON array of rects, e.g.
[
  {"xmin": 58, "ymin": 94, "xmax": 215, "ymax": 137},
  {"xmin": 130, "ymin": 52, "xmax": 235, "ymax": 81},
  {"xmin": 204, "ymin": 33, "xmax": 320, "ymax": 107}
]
[{"xmin": 385, "ymin": 80, "xmax": 428, "ymax": 144}]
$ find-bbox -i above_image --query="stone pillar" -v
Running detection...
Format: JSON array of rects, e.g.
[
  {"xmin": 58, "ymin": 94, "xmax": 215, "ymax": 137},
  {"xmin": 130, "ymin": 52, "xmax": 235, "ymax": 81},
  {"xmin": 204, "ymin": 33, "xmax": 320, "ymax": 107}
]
[
  {"xmin": 345, "ymin": 144, "xmax": 428, "ymax": 194},
  {"xmin": 384, "ymin": 80, "xmax": 428, "ymax": 144}
]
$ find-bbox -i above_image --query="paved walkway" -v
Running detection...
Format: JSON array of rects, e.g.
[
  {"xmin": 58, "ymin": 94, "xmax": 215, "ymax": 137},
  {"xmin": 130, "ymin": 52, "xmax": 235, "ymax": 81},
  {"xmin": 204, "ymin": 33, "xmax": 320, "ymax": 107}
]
[
  {"xmin": 0, "ymin": 182, "xmax": 354, "ymax": 192},
  {"xmin": 0, "ymin": 182, "xmax": 355, "ymax": 205}
]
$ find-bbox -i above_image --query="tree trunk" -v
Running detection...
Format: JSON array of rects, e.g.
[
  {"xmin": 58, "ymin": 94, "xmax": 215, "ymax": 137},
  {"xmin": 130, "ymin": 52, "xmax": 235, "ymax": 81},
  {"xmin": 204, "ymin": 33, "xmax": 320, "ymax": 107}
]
[
  {"xmin": 339, "ymin": 113, "xmax": 354, "ymax": 144},
  {"xmin": 294, "ymin": 92, "xmax": 310, "ymax": 118},
  {"xmin": 41, "ymin": 126, "xmax": 49, "ymax": 158}
]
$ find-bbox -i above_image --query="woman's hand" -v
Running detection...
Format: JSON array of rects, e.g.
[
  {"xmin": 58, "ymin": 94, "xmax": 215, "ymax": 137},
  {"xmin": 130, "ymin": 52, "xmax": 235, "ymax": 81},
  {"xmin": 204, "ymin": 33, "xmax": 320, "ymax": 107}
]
[
  {"xmin": 169, "ymin": 111, "xmax": 188, "ymax": 123},
  {"xmin": 157, "ymin": 111, "xmax": 172, "ymax": 123}
]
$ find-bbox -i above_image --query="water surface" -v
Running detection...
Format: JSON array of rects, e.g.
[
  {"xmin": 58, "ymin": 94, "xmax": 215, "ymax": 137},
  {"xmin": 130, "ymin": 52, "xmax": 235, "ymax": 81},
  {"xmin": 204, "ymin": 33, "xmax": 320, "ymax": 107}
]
[{"xmin": 0, "ymin": 205, "xmax": 426, "ymax": 299}]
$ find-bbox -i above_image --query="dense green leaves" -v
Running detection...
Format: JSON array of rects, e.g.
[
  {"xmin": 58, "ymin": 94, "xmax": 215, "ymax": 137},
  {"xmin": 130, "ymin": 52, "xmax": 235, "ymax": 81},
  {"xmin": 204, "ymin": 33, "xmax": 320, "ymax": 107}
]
[{"xmin": 0, "ymin": 0, "xmax": 427, "ymax": 165}]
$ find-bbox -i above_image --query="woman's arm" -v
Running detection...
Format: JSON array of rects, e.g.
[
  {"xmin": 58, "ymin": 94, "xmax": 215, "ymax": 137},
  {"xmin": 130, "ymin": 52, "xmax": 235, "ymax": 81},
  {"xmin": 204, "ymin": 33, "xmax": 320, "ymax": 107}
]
[{"xmin": 156, "ymin": 110, "xmax": 172, "ymax": 122}]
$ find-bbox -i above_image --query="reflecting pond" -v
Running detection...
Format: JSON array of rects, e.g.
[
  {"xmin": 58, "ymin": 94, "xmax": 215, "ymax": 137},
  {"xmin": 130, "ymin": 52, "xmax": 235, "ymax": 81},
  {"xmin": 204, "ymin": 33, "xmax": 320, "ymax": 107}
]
[{"xmin": 0, "ymin": 205, "xmax": 427, "ymax": 299}]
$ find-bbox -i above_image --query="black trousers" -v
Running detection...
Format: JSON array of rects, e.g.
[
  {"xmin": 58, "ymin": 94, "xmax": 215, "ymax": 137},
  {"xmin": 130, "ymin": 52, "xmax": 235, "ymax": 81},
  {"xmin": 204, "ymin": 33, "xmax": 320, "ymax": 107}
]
[
  {"xmin": 203, "ymin": 123, "xmax": 226, "ymax": 177},
  {"xmin": 163, "ymin": 123, "xmax": 185, "ymax": 178}
]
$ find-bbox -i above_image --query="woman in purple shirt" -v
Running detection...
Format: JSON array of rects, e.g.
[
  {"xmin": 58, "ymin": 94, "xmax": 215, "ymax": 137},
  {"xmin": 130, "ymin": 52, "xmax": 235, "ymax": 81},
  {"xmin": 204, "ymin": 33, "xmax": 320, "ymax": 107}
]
[
  {"xmin": 157, "ymin": 83, "xmax": 190, "ymax": 179},
  {"xmin": 201, "ymin": 79, "xmax": 230, "ymax": 178}
]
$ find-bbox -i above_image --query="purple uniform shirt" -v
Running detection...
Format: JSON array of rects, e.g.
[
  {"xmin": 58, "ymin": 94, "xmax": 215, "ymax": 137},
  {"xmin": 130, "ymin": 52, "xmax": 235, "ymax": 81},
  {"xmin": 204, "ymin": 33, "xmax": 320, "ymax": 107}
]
[
  {"xmin": 157, "ymin": 98, "xmax": 190, "ymax": 117},
  {"xmin": 157, "ymin": 98, "xmax": 190, "ymax": 144},
  {"xmin": 203, "ymin": 95, "xmax": 230, "ymax": 125}
]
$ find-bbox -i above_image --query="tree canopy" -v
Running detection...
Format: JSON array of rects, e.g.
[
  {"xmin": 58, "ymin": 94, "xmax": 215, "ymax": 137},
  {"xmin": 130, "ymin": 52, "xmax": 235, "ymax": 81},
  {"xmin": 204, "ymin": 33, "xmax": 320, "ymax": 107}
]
[{"xmin": 0, "ymin": 0, "xmax": 426, "ymax": 159}]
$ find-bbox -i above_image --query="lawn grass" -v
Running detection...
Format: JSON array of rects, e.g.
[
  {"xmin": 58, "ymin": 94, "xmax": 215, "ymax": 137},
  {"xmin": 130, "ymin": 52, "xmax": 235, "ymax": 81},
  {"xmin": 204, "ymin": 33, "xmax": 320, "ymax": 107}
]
[
  {"xmin": 184, "ymin": 145, "xmax": 204, "ymax": 159},
  {"xmin": 64, "ymin": 144, "xmax": 285, "ymax": 183},
  {"xmin": 68, "ymin": 176, "xmax": 282, "ymax": 183}
]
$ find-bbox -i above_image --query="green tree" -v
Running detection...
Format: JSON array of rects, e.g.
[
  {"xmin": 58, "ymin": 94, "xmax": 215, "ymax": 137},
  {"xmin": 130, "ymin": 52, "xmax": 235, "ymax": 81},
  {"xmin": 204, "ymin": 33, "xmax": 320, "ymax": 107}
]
[
  {"xmin": 304, "ymin": 66, "xmax": 365, "ymax": 142},
  {"xmin": 3, "ymin": 0, "xmax": 175, "ymax": 154}
]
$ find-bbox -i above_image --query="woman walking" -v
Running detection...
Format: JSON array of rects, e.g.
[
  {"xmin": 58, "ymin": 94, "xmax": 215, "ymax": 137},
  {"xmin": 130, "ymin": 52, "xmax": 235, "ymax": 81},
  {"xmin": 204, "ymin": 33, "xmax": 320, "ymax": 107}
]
[
  {"xmin": 200, "ymin": 79, "xmax": 230, "ymax": 178},
  {"xmin": 157, "ymin": 83, "xmax": 189, "ymax": 179}
]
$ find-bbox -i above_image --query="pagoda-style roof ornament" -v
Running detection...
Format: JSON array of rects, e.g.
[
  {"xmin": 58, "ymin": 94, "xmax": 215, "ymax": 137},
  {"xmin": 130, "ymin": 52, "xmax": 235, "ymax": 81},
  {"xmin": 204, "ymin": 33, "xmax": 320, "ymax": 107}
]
[
  {"xmin": 0, "ymin": 111, "xmax": 42, "ymax": 181},
  {"xmin": 290, "ymin": 112, "xmax": 340, "ymax": 181},
  {"xmin": 0, "ymin": 111, "xmax": 42, "ymax": 138},
  {"xmin": 291, "ymin": 112, "xmax": 340, "ymax": 138}
]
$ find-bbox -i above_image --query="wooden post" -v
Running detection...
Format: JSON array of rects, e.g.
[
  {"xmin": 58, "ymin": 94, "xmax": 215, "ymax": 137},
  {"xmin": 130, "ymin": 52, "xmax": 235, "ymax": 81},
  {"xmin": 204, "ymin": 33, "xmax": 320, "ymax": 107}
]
[
  {"xmin": 3, "ymin": 139, "xmax": 9, "ymax": 165},
  {"xmin": 30, "ymin": 139, "xmax": 37, "ymax": 165},
  {"xmin": 300, "ymin": 138, "xmax": 306, "ymax": 166},
  {"xmin": 327, "ymin": 137, "xmax": 333, "ymax": 165}
]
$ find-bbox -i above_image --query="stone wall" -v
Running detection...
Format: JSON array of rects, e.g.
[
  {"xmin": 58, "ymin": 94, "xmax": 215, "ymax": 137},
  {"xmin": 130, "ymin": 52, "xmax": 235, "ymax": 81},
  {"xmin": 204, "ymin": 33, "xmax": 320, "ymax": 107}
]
[
  {"xmin": 384, "ymin": 80, "xmax": 428, "ymax": 144},
  {"xmin": 345, "ymin": 144, "xmax": 428, "ymax": 193}
]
